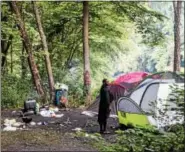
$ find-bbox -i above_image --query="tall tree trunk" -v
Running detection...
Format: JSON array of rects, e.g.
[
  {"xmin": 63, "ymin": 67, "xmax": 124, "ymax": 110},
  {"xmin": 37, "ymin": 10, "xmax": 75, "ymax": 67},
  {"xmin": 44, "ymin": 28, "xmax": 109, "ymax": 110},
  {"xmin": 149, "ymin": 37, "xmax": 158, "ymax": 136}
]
[
  {"xmin": 21, "ymin": 41, "xmax": 27, "ymax": 78},
  {"xmin": 10, "ymin": 40, "xmax": 13, "ymax": 73},
  {"xmin": 10, "ymin": 1, "xmax": 45, "ymax": 100},
  {"xmin": 173, "ymin": 1, "xmax": 182, "ymax": 72},
  {"xmin": 20, "ymin": 3, "xmax": 27, "ymax": 79},
  {"xmin": 32, "ymin": 1, "xmax": 55, "ymax": 102},
  {"xmin": 1, "ymin": 10, "xmax": 13, "ymax": 74},
  {"xmin": 83, "ymin": 1, "xmax": 91, "ymax": 103},
  {"xmin": 1, "ymin": 35, "xmax": 13, "ymax": 73}
]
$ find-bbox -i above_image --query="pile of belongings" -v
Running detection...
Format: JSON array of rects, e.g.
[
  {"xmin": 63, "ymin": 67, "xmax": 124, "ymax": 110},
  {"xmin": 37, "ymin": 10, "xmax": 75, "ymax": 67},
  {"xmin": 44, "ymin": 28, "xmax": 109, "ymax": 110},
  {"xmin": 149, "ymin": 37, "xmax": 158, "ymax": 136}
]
[
  {"xmin": 3, "ymin": 119, "xmax": 24, "ymax": 131},
  {"xmin": 39, "ymin": 107, "xmax": 64, "ymax": 118}
]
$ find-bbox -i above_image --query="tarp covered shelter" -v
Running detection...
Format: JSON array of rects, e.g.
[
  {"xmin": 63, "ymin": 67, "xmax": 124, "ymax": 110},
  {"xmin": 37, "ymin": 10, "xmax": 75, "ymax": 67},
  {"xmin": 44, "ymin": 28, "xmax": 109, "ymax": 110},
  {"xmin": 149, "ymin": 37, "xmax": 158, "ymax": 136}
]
[{"xmin": 82, "ymin": 72, "xmax": 149, "ymax": 117}]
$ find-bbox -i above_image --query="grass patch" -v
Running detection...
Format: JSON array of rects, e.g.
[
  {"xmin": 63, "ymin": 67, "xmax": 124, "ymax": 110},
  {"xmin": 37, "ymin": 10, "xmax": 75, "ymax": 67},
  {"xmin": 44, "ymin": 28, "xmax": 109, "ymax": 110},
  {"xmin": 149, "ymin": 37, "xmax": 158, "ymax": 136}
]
[
  {"xmin": 1, "ymin": 129, "xmax": 95, "ymax": 151},
  {"xmin": 1, "ymin": 129, "xmax": 62, "ymax": 149}
]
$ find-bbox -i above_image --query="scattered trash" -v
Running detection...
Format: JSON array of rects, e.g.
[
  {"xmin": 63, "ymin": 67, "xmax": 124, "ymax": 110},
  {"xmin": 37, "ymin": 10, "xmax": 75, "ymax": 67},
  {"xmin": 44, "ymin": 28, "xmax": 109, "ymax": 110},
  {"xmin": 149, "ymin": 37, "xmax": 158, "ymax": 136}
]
[
  {"xmin": 35, "ymin": 103, "xmax": 40, "ymax": 114},
  {"xmin": 48, "ymin": 121, "xmax": 55, "ymax": 124},
  {"xmin": 40, "ymin": 108, "xmax": 46, "ymax": 111},
  {"xmin": 40, "ymin": 110, "xmax": 55, "ymax": 117},
  {"xmin": 37, "ymin": 122, "xmax": 42, "ymax": 125},
  {"xmin": 55, "ymin": 114, "xmax": 64, "ymax": 118},
  {"xmin": 3, "ymin": 118, "xmax": 25, "ymax": 131},
  {"xmin": 55, "ymin": 107, "xmax": 59, "ymax": 112},
  {"xmin": 12, "ymin": 111, "xmax": 16, "ymax": 114},
  {"xmin": 12, "ymin": 122, "xmax": 23, "ymax": 127},
  {"xmin": 51, "ymin": 113, "xmax": 56, "ymax": 117},
  {"xmin": 4, "ymin": 119, "xmax": 16, "ymax": 127},
  {"xmin": 72, "ymin": 127, "xmax": 82, "ymax": 132},
  {"xmin": 85, "ymin": 133, "xmax": 96, "ymax": 139},
  {"xmin": 60, "ymin": 124, "xmax": 65, "ymax": 127},
  {"xmin": 17, "ymin": 128, "xmax": 23, "ymax": 130},
  {"xmin": 36, "ymin": 121, "xmax": 47, "ymax": 125},
  {"xmin": 42, "ymin": 122, "xmax": 48, "ymax": 125},
  {"xmin": 3, "ymin": 126, "xmax": 17, "ymax": 131},
  {"xmin": 81, "ymin": 111, "xmax": 98, "ymax": 117},
  {"xmin": 49, "ymin": 107, "xmax": 59, "ymax": 112},
  {"xmin": 30, "ymin": 122, "xmax": 36, "ymax": 126},
  {"xmin": 40, "ymin": 109, "xmax": 63, "ymax": 118}
]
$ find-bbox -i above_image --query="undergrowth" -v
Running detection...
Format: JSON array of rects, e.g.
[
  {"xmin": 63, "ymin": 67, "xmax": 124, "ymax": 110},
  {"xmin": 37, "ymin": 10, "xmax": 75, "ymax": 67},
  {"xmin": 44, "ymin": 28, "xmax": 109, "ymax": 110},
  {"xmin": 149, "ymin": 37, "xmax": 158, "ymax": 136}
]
[{"xmin": 74, "ymin": 124, "xmax": 184, "ymax": 152}]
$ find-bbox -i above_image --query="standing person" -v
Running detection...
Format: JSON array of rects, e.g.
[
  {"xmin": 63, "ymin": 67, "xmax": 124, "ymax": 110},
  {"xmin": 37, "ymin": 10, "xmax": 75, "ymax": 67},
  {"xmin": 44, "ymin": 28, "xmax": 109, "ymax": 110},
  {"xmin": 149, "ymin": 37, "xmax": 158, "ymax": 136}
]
[{"xmin": 98, "ymin": 79, "xmax": 111, "ymax": 134}]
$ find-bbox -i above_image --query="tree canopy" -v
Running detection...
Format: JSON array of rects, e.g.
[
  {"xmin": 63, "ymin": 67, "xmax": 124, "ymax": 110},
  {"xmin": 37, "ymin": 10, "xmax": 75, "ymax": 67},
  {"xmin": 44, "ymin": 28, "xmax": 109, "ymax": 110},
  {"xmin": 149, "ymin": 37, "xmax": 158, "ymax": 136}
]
[{"xmin": 1, "ymin": 1, "xmax": 184, "ymax": 107}]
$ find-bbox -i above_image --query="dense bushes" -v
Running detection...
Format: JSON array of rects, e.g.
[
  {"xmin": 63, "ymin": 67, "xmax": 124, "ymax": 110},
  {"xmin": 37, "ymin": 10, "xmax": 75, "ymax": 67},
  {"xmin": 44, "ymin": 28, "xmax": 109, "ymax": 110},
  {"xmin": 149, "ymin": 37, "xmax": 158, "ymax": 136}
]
[
  {"xmin": 2, "ymin": 75, "xmax": 33, "ymax": 108},
  {"xmin": 74, "ymin": 123, "xmax": 184, "ymax": 152},
  {"xmin": 93, "ymin": 125, "xmax": 184, "ymax": 152}
]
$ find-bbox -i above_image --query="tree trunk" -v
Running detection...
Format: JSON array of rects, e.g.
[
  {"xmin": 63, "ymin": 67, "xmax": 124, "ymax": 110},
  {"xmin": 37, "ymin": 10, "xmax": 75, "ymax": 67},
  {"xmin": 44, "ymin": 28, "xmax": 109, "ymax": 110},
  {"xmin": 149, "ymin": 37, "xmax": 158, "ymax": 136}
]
[
  {"xmin": 10, "ymin": 1, "xmax": 45, "ymax": 100},
  {"xmin": 173, "ymin": 1, "xmax": 182, "ymax": 72},
  {"xmin": 20, "ymin": 3, "xmax": 27, "ymax": 79},
  {"xmin": 1, "ymin": 35, "xmax": 13, "ymax": 73},
  {"xmin": 1, "ymin": 10, "xmax": 13, "ymax": 74},
  {"xmin": 10, "ymin": 40, "xmax": 13, "ymax": 73},
  {"xmin": 21, "ymin": 41, "xmax": 27, "ymax": 78},
  {"xmin": 32, "ymin": 1, "xmax": 55, "ymax": 102},
  {"xmin": 83, "ymin": 1, "xmax": 91, "ymax": 103}
]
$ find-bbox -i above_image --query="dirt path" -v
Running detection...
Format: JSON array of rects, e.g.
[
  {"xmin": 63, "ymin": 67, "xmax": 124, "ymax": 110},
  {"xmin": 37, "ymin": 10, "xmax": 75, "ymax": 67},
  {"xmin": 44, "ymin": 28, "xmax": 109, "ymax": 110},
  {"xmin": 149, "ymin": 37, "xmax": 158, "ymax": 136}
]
[{"xmin": 1, "ymin": 108, "xmax": 118, "ymax": 151}]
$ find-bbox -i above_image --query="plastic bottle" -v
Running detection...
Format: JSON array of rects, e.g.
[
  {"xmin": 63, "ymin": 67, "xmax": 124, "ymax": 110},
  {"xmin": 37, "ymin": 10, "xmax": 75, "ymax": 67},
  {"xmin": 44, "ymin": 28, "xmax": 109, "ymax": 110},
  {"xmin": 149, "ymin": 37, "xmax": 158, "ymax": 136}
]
[{"xmin": 35, "ymin": 103, "xmax": 40, "ymax": 115}]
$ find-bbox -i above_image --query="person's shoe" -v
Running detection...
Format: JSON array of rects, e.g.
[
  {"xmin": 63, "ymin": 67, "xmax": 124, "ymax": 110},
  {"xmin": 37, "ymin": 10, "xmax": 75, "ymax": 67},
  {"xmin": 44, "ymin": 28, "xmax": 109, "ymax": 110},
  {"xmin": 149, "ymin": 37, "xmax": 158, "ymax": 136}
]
[
  {"xmin": 100, "ymin": 130, "xmax": 104, "ymax": 134},
  {"xmin": 103, "ymin": 131, "xmax": 110, "ymax": 134}
]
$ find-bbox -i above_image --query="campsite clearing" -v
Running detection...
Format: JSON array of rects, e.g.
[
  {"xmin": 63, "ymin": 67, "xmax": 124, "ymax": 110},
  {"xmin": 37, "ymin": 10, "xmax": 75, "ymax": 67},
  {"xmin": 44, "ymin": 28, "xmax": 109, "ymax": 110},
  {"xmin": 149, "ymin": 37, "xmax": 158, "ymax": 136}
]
[{"xmin": 1, "ymin": 108, "xmax": 118, "ymax": 151}]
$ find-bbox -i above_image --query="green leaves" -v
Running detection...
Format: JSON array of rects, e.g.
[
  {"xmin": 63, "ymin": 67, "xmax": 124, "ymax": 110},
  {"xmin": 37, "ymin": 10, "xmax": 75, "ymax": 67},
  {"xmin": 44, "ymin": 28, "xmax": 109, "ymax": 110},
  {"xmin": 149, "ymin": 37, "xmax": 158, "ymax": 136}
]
[
  {"xmin": 90, "ymin": 125, "xmax": 184, "ymax": 152},
  {"xmin": 111, "ymin": 2, "xmax": 167, "ymax": 46},
  {"xmin": 2, "ymin": 1, "xmax": 180, "ymax": 106}
]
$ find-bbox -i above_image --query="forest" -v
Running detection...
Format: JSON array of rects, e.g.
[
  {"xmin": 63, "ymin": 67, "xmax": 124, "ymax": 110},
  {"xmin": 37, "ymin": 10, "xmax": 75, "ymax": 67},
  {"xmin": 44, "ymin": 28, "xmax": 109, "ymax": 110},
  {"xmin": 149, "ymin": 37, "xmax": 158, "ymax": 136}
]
[{"xmin": 1, "ymin": 1, "xmax": 185, "ymax": 152}]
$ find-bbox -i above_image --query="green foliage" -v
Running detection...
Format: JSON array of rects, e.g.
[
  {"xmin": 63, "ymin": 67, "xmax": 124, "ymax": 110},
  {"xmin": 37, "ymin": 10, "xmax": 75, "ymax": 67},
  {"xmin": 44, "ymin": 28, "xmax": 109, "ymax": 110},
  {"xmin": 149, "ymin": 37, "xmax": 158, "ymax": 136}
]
[
  {"xmin": 2, "ymin": 1, "xmax": 181, "ymax": 107},
  {"xmin": 2, "ymin": 75, "xmax": 33, "ymax": 108},
  {"xmin": 89, "ymin": 126, "xmax": 184, "ymax": 152},
  {"xmin": 112, "ymin": 1, "xmax": 167, "ymax": 46}
]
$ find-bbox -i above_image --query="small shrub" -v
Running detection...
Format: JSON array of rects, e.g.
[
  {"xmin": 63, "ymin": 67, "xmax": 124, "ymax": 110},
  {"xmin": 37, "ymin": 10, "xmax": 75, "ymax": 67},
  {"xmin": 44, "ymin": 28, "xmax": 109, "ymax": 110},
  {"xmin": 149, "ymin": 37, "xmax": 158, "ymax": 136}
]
[{"xmin": 2, "ymin": 75, "xmax": 33, "ymax": 108}]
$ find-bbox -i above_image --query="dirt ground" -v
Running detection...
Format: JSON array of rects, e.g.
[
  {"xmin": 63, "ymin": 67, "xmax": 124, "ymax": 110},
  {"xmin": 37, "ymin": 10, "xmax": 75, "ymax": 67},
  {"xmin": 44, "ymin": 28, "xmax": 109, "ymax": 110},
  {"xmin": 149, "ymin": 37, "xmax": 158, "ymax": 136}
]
[{"xmin": 1, "ymin": 108, "xmax": 119, "ymax": 151}]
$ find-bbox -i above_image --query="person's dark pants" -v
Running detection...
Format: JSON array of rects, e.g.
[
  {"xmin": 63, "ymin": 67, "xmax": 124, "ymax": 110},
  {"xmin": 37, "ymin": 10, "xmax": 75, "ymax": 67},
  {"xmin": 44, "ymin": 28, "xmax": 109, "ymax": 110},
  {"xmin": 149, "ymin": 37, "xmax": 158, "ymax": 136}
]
[
  {"xmin": 99, "ymin": 121, "xmax": 107, "ymax": 133},
  {"xmin": 98, "ymin": 108, "xmax": 110, "ymax": 133}
]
